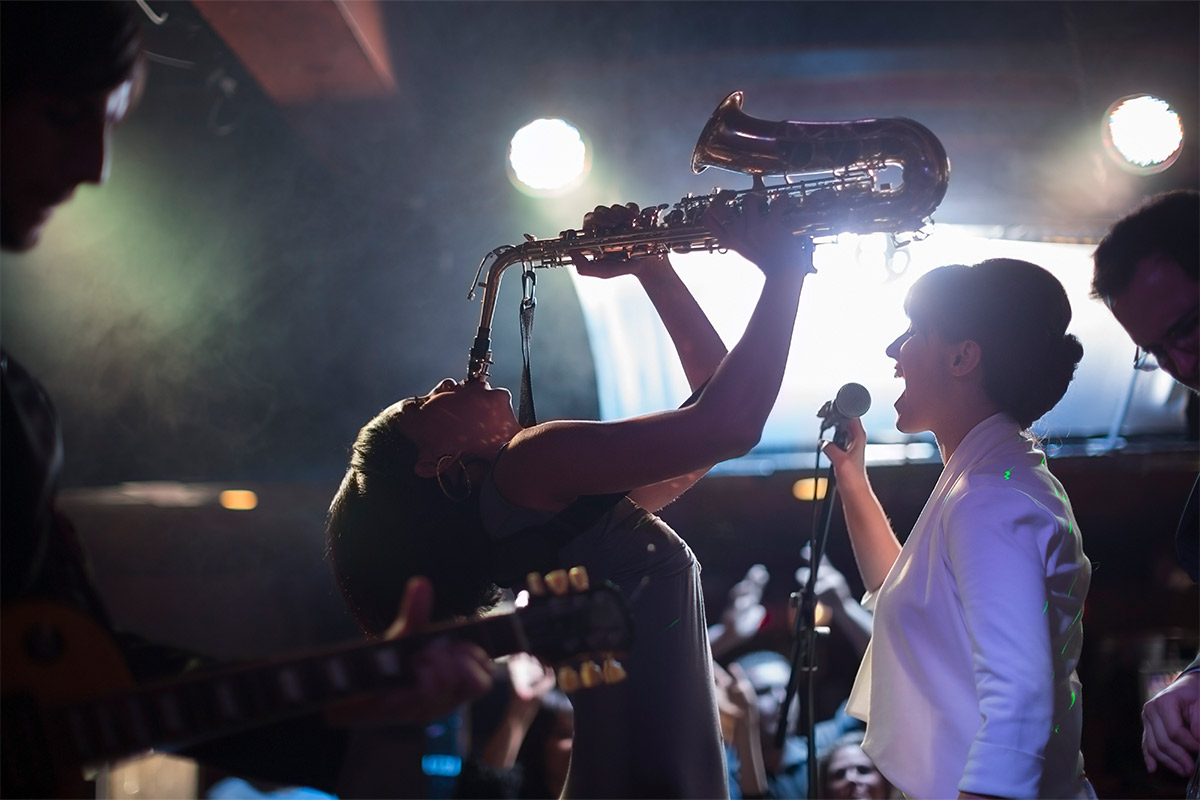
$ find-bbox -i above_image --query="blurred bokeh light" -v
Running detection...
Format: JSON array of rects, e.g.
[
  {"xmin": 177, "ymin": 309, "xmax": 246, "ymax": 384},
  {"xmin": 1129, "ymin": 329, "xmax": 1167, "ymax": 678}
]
[
  {"xmin": 1105, "ymin": 94, "xmax": 1184, "ymax": 173},
  {"xmin": 509, "ymin": 118, "xmax": 590, "ymax": 195}
]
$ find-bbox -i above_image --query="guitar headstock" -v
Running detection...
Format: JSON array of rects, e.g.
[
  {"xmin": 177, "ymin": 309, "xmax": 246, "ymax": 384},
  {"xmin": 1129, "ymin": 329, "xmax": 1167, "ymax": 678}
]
[{"xmin": 515, "ymin": 567, "xmax": 633, "ymax": 693}]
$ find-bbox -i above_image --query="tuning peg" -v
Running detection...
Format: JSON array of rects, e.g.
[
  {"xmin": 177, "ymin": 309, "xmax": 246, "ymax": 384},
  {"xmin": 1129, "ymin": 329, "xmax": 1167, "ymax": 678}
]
[
  {"xmin": 544, "ymin": 569, "xmax": 569, "ymax": 596},
  {"xmin": 568, "ymin": 566, "xmax": 590, "ymax": 592},
  {"xmin": 556, "ymin": 665, "xmax": 581, "ymax": 694},
  {"xmin": 525, "ymin": 572, "xmax": 546, "ymax": 596},
  {"xmin": 602, "ymin": 657, "xmax": 627, "ymax": 684},
  {"xmin": 579, "ymin": 660, "xmax": 603, "ymax": 689}
]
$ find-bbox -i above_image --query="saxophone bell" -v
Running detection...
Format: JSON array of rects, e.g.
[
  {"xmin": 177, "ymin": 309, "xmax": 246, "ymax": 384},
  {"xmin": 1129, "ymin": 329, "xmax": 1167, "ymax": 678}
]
[{"xmin": 691, "ymin": 91, "xmax": 950, "ymax": 235}]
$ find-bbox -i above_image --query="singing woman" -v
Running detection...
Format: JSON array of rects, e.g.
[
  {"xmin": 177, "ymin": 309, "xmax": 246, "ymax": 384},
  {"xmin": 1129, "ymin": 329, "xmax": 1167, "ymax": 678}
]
[
  {"xmin": 326, "ymin": 197, "xmax": 813, "ymax": 798},
  {"xmin": 822, "ymin": 259, "xmax": 1094, "ymax": 799}
]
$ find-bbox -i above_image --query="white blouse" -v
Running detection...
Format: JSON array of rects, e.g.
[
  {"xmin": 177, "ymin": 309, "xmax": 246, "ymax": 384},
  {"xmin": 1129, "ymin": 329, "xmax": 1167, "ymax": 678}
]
[{"xmin": 847, "ymin": 413, "xmax": 1092, "ymax": 799}]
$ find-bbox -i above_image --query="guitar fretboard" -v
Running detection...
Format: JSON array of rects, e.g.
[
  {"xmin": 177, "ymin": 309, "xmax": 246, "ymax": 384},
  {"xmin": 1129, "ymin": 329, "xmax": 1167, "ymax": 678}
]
[{"xmin": 49, "ymin": 614, "xmax": 524, "ymax": 766}]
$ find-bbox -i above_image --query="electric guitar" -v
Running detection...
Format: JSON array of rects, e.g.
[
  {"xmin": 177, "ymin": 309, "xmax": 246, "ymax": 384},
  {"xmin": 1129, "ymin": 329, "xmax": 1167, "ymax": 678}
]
[{"xmin": 2, "ymin": 567, "xmax": 632, "ymax": 798}]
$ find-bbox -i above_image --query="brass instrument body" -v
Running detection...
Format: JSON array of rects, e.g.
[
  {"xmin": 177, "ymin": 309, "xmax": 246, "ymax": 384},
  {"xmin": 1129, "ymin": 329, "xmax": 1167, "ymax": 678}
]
[{"xmin": 466, "ymin": 91, "xmax": 950, "ymax": 383}]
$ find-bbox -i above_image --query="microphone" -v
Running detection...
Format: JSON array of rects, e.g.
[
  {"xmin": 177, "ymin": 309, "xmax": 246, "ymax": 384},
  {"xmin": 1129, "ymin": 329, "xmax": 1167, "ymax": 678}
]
[{"xmin": 817, "ymin": 382, "xmax": 871, "ymax": 450}]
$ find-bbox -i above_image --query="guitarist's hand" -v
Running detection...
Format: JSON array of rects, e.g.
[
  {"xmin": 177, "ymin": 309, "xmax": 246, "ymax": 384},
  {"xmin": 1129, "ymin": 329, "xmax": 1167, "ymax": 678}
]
[{"xmin": 324, "ymin": 576, "xmax": 494, "ymax": 726}]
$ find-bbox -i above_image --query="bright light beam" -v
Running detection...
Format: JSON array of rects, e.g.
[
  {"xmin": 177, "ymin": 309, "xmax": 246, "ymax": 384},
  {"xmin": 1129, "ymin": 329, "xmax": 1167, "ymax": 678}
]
[
  {"xmin": 508, "ymin": 118, "xmax": 589, "ymax": 196},
  {"xmin": 1105, "ymin": 95, "xmax": 1184, "ymax": 173}
]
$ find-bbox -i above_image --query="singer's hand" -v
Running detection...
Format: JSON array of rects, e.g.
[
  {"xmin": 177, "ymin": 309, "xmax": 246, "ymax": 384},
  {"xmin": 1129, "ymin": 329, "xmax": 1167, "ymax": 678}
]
[{"xmin": 820, "ymin": 416, "xmax": 868, "ymax": 480}]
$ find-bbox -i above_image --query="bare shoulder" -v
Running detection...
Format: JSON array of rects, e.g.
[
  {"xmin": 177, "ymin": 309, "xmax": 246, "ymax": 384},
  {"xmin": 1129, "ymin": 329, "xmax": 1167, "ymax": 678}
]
[{"xmin": 491, "ymin": 420, "xmax": 593, "ymax": 512}]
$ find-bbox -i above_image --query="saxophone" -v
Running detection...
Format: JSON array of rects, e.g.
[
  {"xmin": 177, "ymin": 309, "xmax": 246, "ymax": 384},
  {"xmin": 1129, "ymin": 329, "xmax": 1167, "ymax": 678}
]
[{"xmin": 465, "ymin": 90, "xmax": 950, "ymax": 382}]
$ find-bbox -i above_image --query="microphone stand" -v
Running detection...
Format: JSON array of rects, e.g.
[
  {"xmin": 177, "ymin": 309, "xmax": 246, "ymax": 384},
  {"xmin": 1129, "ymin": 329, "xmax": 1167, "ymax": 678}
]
[{"xmin": 775, "ymin": 437, "xmax": 839, "ymax": 800}]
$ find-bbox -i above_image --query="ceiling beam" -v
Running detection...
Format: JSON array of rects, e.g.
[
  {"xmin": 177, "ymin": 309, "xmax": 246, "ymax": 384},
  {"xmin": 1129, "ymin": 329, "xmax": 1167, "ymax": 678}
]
[{"xmin": 191, "ymin": 0, "xmax": 397, "ymax": 105}]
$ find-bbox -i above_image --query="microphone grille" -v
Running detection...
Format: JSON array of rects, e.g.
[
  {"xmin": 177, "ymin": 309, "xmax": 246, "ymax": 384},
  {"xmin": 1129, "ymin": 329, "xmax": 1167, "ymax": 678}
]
[{"xmin": 834, "ymin": 382, "xmax": 872, "ymax": 419}]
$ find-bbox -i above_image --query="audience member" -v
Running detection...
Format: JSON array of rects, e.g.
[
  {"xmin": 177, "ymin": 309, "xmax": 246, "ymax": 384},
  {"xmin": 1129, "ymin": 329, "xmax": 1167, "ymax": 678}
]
[
  {"xmin": 513, "ymin": 688, "xmax": 574, "ymax": 799},
  {"xmin": 793, "ymin": 550, "xmax": 874, "ymax": 659},
  {"xmin": 817, "ymin": 732, "xmax": 895, "ymax": 800},
  {"xmin": 721, "ymin": 650, "xmax": 864, "ymax": 798},
  {"xmin": 716, "ymin": 554, "xmax": 872, "ymax": 799},
  {"xmin": 710, "ymin": 563, "xmax": 771, "ymax": 660},
  {"xmin": 456, "ymin": 652, "xmax": 558, "ymax": 799}
]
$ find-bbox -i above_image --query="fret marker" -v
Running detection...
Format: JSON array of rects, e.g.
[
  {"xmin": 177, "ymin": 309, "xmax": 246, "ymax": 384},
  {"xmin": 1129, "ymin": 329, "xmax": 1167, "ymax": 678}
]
[
  {"xmin": 278, "ymin": 668, "xmax": 304, "ymax": 702},
  {"xmin": 158, "ymin": 693, "xmax": 183, "ymax": 732},
  {"xmin": 96, "ymin": 705, "xmax": 119, "ymax": 750},
  {"xmin": 326, "ymin": 657, "xmax": 351, "ymax": 692},
  {"xmin": 66, "ymin": 710, "xmax": 93, "ymax": 757},
  {"xmin": 125, "ymin": 698, "xmax": 150, "ymax": 745},
  {"xmin": 216, "ymin": 681, "xmax": 241, "ymax": 719},
  {"xmin": 374, "ymin": 647, "xmax": 400, "ymax": 677}
]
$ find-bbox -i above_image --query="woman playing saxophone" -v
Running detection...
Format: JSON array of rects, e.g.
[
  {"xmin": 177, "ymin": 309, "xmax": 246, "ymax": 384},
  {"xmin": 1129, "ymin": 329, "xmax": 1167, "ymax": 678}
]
[{"xmin": 327, "ymin": 195, "xmax": 814, "ymax": 798}]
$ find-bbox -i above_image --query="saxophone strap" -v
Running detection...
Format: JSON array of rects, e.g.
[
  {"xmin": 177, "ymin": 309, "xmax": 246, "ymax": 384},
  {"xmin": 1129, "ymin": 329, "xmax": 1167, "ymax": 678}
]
[{"xmin": 518, "ymin": 264, "xmax": 537, "ymax": 428}]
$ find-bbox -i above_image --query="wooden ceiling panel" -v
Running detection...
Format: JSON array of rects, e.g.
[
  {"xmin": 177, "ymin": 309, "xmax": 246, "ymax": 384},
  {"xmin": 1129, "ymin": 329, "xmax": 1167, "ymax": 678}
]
[{"xmin": 191, "ymin": 0, "xmax": 396, "ymax": 105}]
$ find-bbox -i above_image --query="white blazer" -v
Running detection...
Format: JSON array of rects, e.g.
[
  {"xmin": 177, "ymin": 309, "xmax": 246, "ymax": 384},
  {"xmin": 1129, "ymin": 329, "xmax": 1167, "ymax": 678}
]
[{"xmin": 847, "ymin": 413, "xmax": 1092, "ymax": 799}]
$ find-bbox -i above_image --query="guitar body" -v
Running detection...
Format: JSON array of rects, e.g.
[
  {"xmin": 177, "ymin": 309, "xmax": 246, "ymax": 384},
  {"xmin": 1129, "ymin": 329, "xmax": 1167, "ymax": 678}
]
[
  {"xmin": 1, "ymin": 572, "xmax": 633, "ymax": 799},
  {"xmin": 2, "ymin": 603, "xmax": 136, "ymax": 798}
]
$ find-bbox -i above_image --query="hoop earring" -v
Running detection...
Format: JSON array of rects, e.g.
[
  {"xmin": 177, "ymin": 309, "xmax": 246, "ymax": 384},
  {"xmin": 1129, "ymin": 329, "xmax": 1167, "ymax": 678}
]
[{"xmin": 435, "ymin": 454, "xmax": 473, "ymax": 504}]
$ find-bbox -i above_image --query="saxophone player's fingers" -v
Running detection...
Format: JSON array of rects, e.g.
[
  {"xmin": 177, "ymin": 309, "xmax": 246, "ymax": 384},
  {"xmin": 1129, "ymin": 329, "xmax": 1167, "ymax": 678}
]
[
  {"xmin": 583, "ymin": 205, "xmax": 610, "ymax": 232},
  {"xmin": 700, "ymin": 190, "xmax": 737, "ymax": 238},
  {"xmin": 584, "ymin": 204, "xmax": 628, "ymax": 234},
  {"xmin": 568, "ymin": 251, "xmax": 591, "ymax": 271},
  {"xmin": 700, "ymin": 206, "xmax": 728, "ymax": 240},
  {"xmin": 743, "ymin": 185, "xmax": 768, "ymax": 213}
]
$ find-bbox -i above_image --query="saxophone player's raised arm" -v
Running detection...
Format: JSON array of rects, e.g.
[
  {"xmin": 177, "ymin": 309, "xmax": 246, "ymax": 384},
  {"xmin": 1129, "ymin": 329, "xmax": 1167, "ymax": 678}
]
[
  {"xmin": 570, "ymin": 203, "xmax": 727, "ymax": 394},
  {"xmin": 517, "ymin": 193, "xmax": 812, "ymax": 513}
]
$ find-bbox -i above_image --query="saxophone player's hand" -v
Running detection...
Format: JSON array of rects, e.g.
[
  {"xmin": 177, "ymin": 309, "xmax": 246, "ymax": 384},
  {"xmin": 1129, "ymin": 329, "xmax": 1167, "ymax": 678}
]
[
  {"xmin": 702, "ymin": 188, "xmax": 814, "ymax": 279},
  {"xmin": 569, "ymin": 203, "xmax": 671, "ymax": 279},
  {"xmin": 582, "ymin": 202, "xmax": 640, "ymax": 235}
]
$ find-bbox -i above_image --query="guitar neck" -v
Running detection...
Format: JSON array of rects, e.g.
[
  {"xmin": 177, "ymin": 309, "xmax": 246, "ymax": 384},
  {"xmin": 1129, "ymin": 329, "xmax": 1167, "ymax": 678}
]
[{"xmin": 50, "ymin": 613, "xmax": 526, "ymax": 768}]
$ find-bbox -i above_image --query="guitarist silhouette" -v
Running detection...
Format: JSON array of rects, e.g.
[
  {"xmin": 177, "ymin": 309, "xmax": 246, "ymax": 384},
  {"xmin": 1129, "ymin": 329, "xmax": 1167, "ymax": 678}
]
[{"xmin": 0, "ymin": 3, "xmax": 499, "ymax": 796}]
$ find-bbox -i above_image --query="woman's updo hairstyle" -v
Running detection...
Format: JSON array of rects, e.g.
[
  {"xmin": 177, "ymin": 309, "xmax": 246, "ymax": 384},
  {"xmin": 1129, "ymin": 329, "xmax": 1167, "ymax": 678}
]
[
  {"xmin": 904, "ymin": 258, "xmax": 1084, "ymax": 429},
  {"xmin": 326, "ymin": 404, "xmax": 501, "ymax": 635}
]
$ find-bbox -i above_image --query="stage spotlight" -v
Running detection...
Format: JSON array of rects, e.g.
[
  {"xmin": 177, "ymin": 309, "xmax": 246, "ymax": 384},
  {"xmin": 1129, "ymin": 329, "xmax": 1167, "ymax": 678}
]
[
  {"xmin": 1104, "ymin": 95, "xmax": 1184, "ymax": 174},
  {"xmin": 508, "ymin": 118, "xmax": 589, "ymax": 196}
]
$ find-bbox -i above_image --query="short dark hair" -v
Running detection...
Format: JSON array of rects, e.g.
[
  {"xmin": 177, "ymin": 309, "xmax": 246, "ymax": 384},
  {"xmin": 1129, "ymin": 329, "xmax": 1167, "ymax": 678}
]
[
  {"xmin": 1092, "ymin": 190, "xmax": 1200, "ymax": 302},
  {"xmin": 1, "ymin": 1, "xmax": 146, "ymax": 104},
  {"xmin": 905, "ymin": 259, "xmax": 1084, "ymax": 429},
  {"xmin": 326, "ymin": 405, "xmax": 501, "ymax": 635}
]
